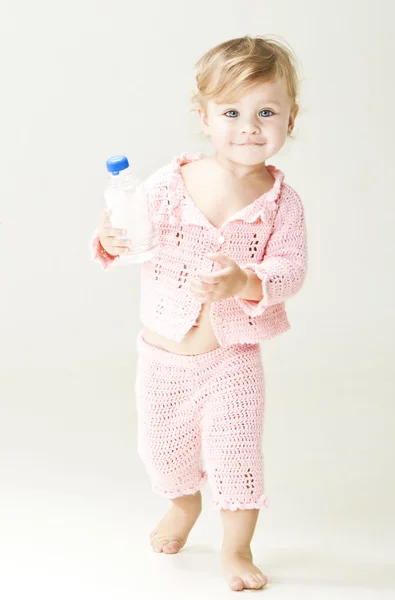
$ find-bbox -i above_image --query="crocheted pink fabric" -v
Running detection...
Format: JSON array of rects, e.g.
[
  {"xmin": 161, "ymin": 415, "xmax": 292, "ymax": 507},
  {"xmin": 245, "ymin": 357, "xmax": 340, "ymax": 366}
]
[
  {"xmin": 91, "ymin": 153, "xmax": 307, "ymax": 346},
  {"xmin": 135, "ymin": 332, "xmax": 268, "ymax": 510}
]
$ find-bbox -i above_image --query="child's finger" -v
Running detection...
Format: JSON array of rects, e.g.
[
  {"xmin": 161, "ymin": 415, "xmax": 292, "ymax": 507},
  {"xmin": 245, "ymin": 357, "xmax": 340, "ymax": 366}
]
[
  {"xmin": 194, "ymin": 293, "xmax": 211, "ymax": 303},
  {"xmin": 196, "ymin": 273, "xmax": 220, "ymax": 285},
  {"xmin": 113, "ymin": 239, "xmax": 131, "ymax": 249},
  {"xmin": 188, "ymin": 280, "xmax": 213, "ymax": 300},
  {"xmin": 103, "ymin": 240, "xmax": 130, "ymax": 255},
  {"xmin": 99, "ymin": 209, "xmax": 113, "ymax": 228},
  {"xmin": 189, "ymin": 278, "xmax": 215, "ymax": 292},
  {"xmin": 105, "ymin": 227, "xmax": 128, "ymax": 238},
  {"xmin": 198, "ymin": 267, "xmax": 231, "ymax": 282},
  {"xmin": 188, "ymin": 280, "xmax": 203, "ymax": 294},
  {"xmin": 207, "ymin": 253, "xmax": 235, "ymax": 268}
]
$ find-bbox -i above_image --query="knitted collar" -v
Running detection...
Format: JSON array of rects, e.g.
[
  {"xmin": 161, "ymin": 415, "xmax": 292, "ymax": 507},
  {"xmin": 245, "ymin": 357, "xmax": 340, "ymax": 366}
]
[{"xmin": 167, "ymin": 152, "xmax": 285, "ymax": 228}]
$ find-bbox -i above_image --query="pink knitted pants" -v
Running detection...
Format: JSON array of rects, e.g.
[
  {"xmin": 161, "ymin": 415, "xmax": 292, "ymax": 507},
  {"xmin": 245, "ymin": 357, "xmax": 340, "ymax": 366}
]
[{"xmin": 135, "ymin": 333, "xmax": 268, "ymax": 510}]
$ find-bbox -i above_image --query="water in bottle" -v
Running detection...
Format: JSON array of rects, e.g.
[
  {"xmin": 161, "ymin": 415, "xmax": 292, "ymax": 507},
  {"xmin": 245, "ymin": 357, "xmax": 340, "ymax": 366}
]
[{"xmin": 105, "ymin": 155, "xmax": 158, "ymax": 264}]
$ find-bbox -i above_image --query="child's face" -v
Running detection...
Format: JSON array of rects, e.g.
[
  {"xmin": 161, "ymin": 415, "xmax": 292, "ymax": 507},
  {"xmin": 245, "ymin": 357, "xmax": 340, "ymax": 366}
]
[{"xmin": 199, "ymin": 78, "xmax": 296, "ymax": 166}]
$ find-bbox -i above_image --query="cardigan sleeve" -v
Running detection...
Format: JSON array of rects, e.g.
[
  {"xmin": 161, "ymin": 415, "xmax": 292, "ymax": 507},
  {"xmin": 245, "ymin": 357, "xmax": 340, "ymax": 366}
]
[{"xmin": 235, "ymin": 185, "xmax": 307, "ymax": 317}]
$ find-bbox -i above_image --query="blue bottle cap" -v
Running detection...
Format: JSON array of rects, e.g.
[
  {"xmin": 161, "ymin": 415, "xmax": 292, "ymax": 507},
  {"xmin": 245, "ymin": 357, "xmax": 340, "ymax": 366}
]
[{"xmin": 106, "ymin": 155, "xmax": 129, "ymax": 175}]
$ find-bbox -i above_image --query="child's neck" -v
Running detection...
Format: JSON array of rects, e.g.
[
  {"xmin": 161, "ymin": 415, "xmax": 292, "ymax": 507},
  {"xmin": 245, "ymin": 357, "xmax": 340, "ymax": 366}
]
[{"xmin": 211, "ymin": 153, "xmax": 269, "ymax": 181}]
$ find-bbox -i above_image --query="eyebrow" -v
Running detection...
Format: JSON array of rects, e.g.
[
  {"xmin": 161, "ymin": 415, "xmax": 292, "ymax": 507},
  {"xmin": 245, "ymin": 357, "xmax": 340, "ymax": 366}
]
[
  {"xmin": 217, "ymin": 100, "xmax": 282, "ymax": 108},
  {"xmin": 261, "ymin": 101, "xmax": 281, "ymax": 107}
]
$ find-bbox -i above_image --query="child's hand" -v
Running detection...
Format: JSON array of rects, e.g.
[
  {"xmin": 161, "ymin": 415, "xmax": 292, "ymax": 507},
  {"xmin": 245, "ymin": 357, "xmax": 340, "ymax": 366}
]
[
  {"xmin": 98, "ymin": 210, "xmax": 131, "ymax": 257},
  {"xmin": 188, "ymin": 253, "xmax": 248, "ymax": 303}
]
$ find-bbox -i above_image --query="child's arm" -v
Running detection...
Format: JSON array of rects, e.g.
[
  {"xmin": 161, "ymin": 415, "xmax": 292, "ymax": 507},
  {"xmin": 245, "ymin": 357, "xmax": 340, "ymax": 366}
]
[
  {"xmin": 235, "ymin": 269, "xmax": 265, "ymax": 303},
  {"xmin": 235, "ymin": 185, "xmax": 307, "ymax": 316},
  {"xmin": 189, "ymin": 186, "xmax": 306, "ymax": 312},
  {"xmin": 91, "ymin": 210, "xmax": 131, "ymax": 270},
  {"xmin": 189, "ymin": 186, "xmax": 307, "ymax": 312}
]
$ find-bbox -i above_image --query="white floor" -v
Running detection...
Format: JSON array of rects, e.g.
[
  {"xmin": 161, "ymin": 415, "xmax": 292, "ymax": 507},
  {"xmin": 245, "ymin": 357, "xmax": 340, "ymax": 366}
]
[
  {"xmin": 2, "ymin": 486, "xmax": 394, "ymax": 600},
  {"xmin": 1, "ymin": 367, "xmax": 394, "ymax": 599}
]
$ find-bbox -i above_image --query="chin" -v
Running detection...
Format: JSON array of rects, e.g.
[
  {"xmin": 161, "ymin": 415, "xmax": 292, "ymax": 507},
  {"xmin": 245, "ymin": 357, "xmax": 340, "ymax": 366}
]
[{"xmin": 231, "ymin": 150, "xmax": 268, "ymax": 166}]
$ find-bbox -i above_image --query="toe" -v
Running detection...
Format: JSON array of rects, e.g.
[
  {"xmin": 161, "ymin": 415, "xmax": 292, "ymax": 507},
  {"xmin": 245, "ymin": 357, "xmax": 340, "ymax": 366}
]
[
  {"xmin": 248, "ymin": 573, "xmax": 267, "ymax": 589},
  {"xmin": 259, "ymin": 574, "xmax": 268, "ymax": 588},
  {"xmin": 245, "ymin": 575, "xmax": 261, "ymax": 589},
  {"xmin": 163, "ymin": 541, "xmax": 182, "ymax": 554},
  {"xmin": 150, "ymin": 536, "xmax": 164, "ymax": 553},
  {"xmin": 230, "ymin": 577, "xmax": 244, "ymax": 592}
]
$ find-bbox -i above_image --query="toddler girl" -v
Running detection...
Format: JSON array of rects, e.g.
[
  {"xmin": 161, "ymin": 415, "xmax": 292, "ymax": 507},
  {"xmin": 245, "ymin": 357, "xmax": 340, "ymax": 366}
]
[{"xmin": 91, "ymin": 35, "xmax": 307, "ymax": 591}]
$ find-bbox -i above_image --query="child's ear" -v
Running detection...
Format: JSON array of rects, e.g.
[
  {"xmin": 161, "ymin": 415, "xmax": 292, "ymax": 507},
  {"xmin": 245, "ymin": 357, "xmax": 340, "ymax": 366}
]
[
  {"xmin": 197, "ymin": 107, "xmax": 210, "ymax": 136},
  {"xmin": 288, "ymin": 105, "xmax": 299, "ymax": 136}
]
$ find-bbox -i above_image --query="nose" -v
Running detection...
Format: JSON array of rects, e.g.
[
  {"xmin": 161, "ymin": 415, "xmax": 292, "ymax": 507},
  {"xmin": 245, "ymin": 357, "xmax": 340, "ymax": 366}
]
[{"xmin": 240, "ymin": 120, "xmax": 260, "ymax": 135}]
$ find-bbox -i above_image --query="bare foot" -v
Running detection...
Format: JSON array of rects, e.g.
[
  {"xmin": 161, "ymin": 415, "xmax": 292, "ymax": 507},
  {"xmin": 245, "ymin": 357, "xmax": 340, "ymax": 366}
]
[
  {"xmin": 150, "ymin": 492, "xmax": 202, "ymax": 554},
  {"xmin": 222, "ymin": 547, "xmax": 268, "ymax": 591}
]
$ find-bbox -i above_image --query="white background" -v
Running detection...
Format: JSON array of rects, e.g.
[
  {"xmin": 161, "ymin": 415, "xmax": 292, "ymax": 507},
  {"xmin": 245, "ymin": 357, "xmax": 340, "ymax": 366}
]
[{"xmin": 1, "ymin": 1, "xmax": 394, "ymax": 598}]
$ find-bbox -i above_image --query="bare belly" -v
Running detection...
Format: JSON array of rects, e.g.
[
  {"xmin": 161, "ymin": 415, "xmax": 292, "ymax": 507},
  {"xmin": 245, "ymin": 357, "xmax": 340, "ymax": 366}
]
[{"xmin": 142, "ymin": 303, "xmax": 220, "ymax": 355}]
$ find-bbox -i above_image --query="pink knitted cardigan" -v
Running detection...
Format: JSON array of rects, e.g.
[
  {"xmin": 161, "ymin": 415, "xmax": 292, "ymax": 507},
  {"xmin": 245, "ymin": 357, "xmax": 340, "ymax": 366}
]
[{"xmin": 91, "ymin": 153, "xmax": 307, "ymax": 346}]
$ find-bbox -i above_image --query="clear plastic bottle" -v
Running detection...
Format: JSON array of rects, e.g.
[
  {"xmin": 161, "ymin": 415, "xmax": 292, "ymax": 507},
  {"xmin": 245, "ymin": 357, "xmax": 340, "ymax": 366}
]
[{"xmin": 104, "ymin": 155, "xmax": 158, "ymax": 264}]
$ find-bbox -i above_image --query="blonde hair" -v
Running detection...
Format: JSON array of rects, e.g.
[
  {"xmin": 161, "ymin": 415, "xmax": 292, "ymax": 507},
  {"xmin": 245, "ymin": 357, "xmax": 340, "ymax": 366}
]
[{"xmin": 193, "ymin": 35, "xmax": 300, "ymax": 113}]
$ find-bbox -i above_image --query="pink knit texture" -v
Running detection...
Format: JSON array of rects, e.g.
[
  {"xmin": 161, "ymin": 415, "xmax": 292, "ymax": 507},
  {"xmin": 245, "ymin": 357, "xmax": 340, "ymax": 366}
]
[
  {"xmin": 135, "ymin": 332, "xmax": 267, "ymax": 509},
  {"xmin": 91, "ymin": 153, "xmax": 307, "ymax": 346}
]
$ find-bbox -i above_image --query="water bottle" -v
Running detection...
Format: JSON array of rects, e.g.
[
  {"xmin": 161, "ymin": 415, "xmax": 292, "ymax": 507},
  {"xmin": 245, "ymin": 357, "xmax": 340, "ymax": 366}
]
[{"xmin": 105, "ymin": 155, "xmax": 158, "ymax": 264}]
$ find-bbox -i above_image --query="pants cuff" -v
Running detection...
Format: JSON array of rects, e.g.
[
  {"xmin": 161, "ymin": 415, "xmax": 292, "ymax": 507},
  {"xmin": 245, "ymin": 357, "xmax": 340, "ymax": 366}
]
[
  {"xmin": 210, "ymin": 494, "xmax": 269, "ymax": 511},
  {"xmin": 152, "ymin": 472, "xmax": 207, "ymax": 499}
]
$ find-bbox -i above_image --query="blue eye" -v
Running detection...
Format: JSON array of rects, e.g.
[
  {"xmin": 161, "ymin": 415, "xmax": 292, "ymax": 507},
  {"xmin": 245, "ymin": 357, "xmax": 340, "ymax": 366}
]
[
  {"xmin": 224, "ymin": 110, "xmax": 239, "ymax": 118},
  {"xmin": 259, "ymin": 109, "xmax": 274, "ymax": 118}
]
